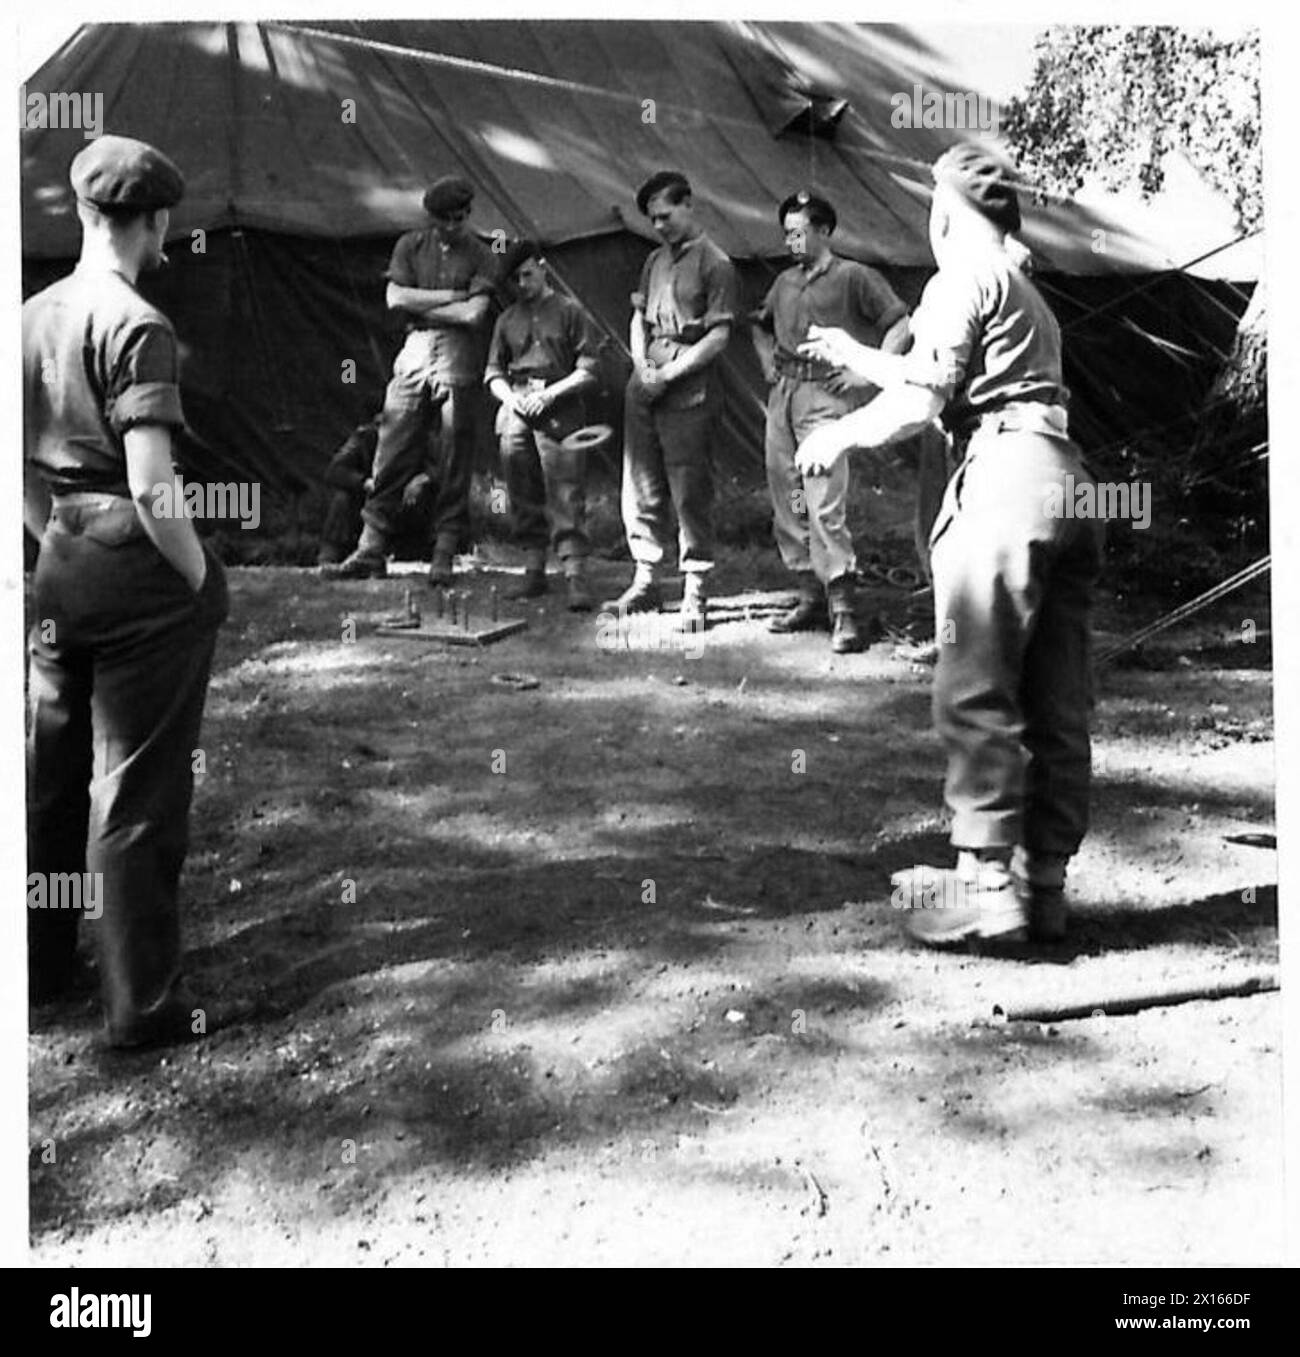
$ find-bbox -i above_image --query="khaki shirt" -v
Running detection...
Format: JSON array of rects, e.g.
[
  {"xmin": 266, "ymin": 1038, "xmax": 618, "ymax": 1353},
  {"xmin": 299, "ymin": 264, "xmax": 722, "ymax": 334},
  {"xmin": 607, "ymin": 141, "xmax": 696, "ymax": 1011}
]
[
  {"xmin": 386, "ymin": 229, "xmax": 498, "ymax": 386},
  {"xmin": 638, "ymin": 232, "xmax": 738, "ymax": 406},
  {"xmin": 903, "ymin": 246, "xmax": 1069, "ymax": 431},
  {"xmin": 756, "ymin": 254, "xmax": 907, "ymax": 364},
  {"xmin": 23, "ymin": 267, "xmax": 184, "ymax": 498},
  {"xmin": 484, "ymin": 291, "xmax": 601, "ymax": 385}
]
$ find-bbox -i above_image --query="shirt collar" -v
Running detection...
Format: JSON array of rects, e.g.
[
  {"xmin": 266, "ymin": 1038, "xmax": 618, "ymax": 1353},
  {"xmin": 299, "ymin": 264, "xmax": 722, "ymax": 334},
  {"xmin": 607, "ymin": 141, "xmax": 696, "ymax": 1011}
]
[{"xmin": 800, "ymin": 251, "xmax": 836, "ymax": 283}]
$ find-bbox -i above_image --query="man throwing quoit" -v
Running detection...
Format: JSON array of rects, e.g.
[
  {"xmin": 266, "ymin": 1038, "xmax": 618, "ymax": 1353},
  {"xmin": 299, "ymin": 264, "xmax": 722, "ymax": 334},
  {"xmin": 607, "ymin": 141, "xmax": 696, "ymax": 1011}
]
[{"xmin": 796, "ymin": 144, "xmax": 1104, "ymax": 951}]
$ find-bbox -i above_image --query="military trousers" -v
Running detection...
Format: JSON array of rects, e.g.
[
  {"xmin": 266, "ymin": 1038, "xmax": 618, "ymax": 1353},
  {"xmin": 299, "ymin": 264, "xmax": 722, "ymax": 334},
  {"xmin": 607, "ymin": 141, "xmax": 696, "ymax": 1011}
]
[
  {"xmin": 764, "ymin": 376, "xmax": 857, "ymax": 584},
  {"xmin": 929, "ymin": 431, "xmax": 1104, "ymax": 856},
  {"xmin": 27, "ymin": 498, "xmax": 227, "ymax": 1044},
  {"xmin": 497, "ymin": 404, "xmax": 589, "ymax": 561},
  {"xmin": 362, "ymin": 332, "xmax": 480, "ymax": 556},
  {"xmin": 621, "ymin": 373, "xmax": 718, "ymax": 573}
]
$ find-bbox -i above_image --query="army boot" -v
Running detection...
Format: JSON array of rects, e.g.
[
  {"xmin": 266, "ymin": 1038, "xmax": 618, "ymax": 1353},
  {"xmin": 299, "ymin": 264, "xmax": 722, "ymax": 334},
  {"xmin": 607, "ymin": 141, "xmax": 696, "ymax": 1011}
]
[
  {"xmin": 678, "ymin": 572, "xmax": 708, "ymax": 629},
  {"xmin": 564, "ymin": 558, "xmax": 594, "ymax": 612},
  {"xmin": 323, "ymin": 523, "xmax": 388, "ymax": 579},
  {"xmin": 510, "ymin": 547, "xmax": 549, "ymax": 600},
  {"xmin": 604, "ymin": 565, "xmax": 662, "ymax": 614},
  {"xmin": 827, "ymin": 574, "xmax": 864, "ymax": 653},
  {"xmin": 769, "ymin": 572, "xmax": 829, "ymax": 633}
]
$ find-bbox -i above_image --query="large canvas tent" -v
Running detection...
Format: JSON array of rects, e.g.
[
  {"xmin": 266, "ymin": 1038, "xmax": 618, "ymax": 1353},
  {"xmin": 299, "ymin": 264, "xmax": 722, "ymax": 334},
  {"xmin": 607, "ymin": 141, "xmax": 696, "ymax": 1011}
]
[{"xmin": 20, "ymin": 20, "xmax": 1257, "ymax": 532}]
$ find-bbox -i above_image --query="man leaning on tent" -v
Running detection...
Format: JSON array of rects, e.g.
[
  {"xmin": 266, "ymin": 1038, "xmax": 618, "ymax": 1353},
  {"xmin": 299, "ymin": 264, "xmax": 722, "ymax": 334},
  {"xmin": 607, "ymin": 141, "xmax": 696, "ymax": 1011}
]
[{"xmin": 324, "ymin": 174, "xmax": 496, "ymax": 586}]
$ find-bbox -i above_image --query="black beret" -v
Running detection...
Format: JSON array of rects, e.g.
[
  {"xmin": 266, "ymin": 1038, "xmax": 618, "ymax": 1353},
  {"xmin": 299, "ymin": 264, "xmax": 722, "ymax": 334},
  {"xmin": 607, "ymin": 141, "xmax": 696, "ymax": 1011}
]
[
  {"xmin": 503, "ymin": 238, "xmax": 543, "ymax": 276},
  {"xmin": 635, "ymin": 170, "xmax": 691, "ymax": 217},
  {"xmin": 932, "ymin": 142, "xmax": 1021, "ymax": 233},
  {"xmin": 777, "ymin": 191, "xmax": 836, "ymax": 233},
  {"xmin": 69, "ymin": 134, "xmax": 184, "ymax": 212},
  {"xmin": 422, "ymin": 175, "xmax": 475, "ymax": 216}
]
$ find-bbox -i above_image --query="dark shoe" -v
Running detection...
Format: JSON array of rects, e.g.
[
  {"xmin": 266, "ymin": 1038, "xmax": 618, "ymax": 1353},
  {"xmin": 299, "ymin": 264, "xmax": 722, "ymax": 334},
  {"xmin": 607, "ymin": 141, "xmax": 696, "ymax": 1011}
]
[
  {"xmin": 105, "ymin": 988, "xmax": 207, "ymax": 1051},
  {"xmin": 769, "ymin": 576, "xmax": 828, "ymax": 633},
  {"xmin": 605, "ymin": 578, "xmax": 662, "ymax": 614},
  {"xmin": 510, "ymin": 569, "xmax": 548, "ymax": 600},
  {"xmin": 894, "ymin": 866, "xmax": 1028, "ymax": 949},
  {"xmin": 322, "ymin": 550, "xmax": 386, "ymax": 580},
  {"xmin": 565, "ymin": 573, "xmax": 594, "ymax": 612},
  {"xmin": 1017, "ymin": 880, "xmax": 1068, "ymax": 942},
  {"xmin": 427, "ymin": 549, "xmax": 455, "ymax": 588}
]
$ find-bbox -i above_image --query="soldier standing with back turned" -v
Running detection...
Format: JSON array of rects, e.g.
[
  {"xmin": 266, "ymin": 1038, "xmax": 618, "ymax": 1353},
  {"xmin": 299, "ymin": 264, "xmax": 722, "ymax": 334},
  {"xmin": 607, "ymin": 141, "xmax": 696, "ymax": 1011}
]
[
  {"xmin": 796, "ymin": 144, "xmax": 1104, "ymax": 950},
  {"xmin": 24, "ymin": 135, "xmax": 228, "ymax": 1047}
]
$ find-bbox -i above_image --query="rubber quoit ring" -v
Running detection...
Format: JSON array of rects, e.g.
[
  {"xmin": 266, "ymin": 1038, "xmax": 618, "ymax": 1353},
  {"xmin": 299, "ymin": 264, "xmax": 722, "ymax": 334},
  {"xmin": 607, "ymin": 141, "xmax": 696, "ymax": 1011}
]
[
  {"xmin": 491, "ymin": 672, "xmax": 541, "ymax": 691},
  {"xmin": 887, "ymin": 565, "xmax": 921, "ymax": 590},
  {"xmin": 560, "ymin": 423, "xmax": 614, "ymax": 453}
]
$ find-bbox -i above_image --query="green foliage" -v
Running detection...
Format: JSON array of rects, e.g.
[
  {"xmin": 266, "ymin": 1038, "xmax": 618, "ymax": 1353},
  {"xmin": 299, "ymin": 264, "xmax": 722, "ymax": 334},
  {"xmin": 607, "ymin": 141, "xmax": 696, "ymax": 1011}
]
[
  {"xmin": 1004, "ymin": 26, "xmax": 1266, "ymax": 599},
  {"xmin": 1003, "ymin": 26, "xmax": 1262, "ymax": 235}
]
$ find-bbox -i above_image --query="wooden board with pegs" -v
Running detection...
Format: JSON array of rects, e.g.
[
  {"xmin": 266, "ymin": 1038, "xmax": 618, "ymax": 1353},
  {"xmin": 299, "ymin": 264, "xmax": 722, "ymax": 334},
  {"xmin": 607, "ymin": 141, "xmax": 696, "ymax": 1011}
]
[{"xmin": 375, "ymin": 584, "xmax": 528, "ymax": 646}]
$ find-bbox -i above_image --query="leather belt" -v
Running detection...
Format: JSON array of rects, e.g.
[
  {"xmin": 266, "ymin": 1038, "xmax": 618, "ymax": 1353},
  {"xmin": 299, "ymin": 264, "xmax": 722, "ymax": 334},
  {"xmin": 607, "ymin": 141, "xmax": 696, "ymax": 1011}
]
[
  {"xmin": 773, "ymin": 350, "xmax": 838, "ymax": 383},
  {"xmin": 956, "ymin": 401, "xmax": 1069, "ymax": 443}
]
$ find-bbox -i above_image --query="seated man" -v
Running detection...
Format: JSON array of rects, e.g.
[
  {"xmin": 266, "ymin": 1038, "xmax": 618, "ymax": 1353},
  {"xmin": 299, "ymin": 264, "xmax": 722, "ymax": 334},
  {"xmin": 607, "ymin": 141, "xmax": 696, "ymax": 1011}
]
[
  {"xmin": 317, "ymin": 415, "xmax": 435, "ymax": 565},
  {"xmin": 484, "ymin": 241, "xmax": 602, "ymax": 610}
]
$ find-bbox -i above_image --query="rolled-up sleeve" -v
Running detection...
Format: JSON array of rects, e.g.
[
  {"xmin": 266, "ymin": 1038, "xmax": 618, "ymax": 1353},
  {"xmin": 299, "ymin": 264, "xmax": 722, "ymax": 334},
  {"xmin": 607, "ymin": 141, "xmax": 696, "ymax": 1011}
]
[
  {"xmin": 106, "ymin": 321, "xmax": 184, "ymax": 433},
  {"xmin": 467, "ymin": 264, "xmax": 497, "ymax": 300},
  {"xmin": 483, "ymin": 313, "xmax": 510, "ymax": 385},
  {"xmin": 853, "ymin": 265, "xmax": 908, "ymax": 336},
  {"xmin": 384, "ymin": 233, "xmax": 417, "ymax": 286},
  {"xmin": 699, "ymin": 253, "xmax": 738, "ymax": 333},
  {"xmin": 901, "ymin": 268, "xmax": 984, "ymax": 400},
  {"xmin": 569, "ymin": 305, "xmax": 602, "ymax": 375}
]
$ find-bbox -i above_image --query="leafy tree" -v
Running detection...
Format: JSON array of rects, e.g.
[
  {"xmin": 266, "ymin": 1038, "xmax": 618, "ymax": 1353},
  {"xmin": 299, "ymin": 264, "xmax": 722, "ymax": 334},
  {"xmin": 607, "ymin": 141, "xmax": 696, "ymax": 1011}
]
[
  {"xmin": 1004, "ymin": 26, "xmax": 1267, "ymax": 591},
  {"xmin": 1004, "ymin": 27, "xmax": 1263, "ymax": 416},
  {"xmin": 1003, "ymin": 26, "xmax": 1261, "ymax": 236}
]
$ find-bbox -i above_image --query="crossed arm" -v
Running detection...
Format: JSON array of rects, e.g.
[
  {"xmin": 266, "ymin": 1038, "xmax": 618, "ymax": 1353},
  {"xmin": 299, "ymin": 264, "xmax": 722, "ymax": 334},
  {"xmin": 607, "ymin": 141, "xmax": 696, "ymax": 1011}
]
[{"xmin": 386, "ymin": 282, "xmax": 490, "ymax": 330}]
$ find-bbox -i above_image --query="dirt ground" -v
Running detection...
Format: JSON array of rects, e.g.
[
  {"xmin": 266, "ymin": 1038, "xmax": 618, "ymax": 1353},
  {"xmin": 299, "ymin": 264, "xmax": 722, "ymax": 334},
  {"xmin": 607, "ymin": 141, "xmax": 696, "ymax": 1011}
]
[{"xmin": 28, "ymin": 553, "xmax": 1282, "ymax": 1267}]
